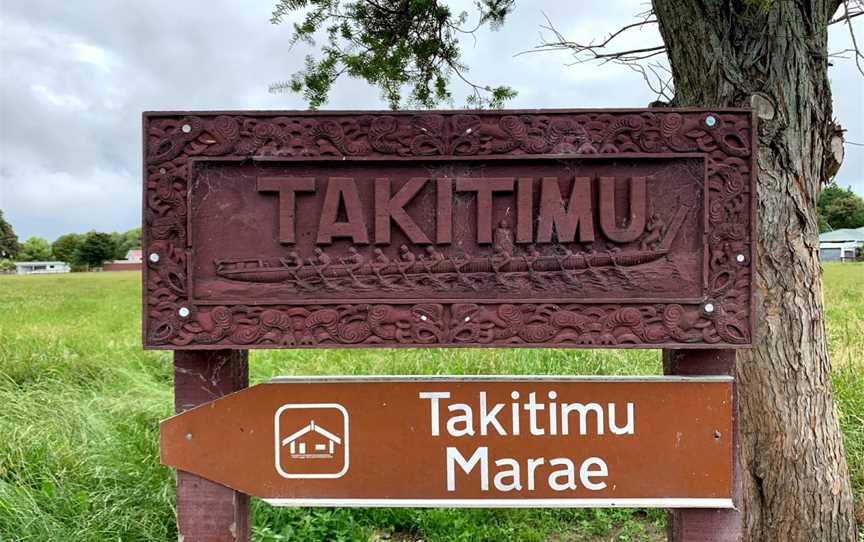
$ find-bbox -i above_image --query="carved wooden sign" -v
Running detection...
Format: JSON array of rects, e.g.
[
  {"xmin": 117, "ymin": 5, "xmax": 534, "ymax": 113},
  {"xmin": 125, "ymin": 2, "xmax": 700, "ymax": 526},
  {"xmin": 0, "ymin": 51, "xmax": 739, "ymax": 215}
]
[
  {"xmin": 142, "ymin": 109, "xmax": 755, "ymax": 349},
  {"xmin": 161, "ymin": 376, "xmax": 734, "ymax": 507}
]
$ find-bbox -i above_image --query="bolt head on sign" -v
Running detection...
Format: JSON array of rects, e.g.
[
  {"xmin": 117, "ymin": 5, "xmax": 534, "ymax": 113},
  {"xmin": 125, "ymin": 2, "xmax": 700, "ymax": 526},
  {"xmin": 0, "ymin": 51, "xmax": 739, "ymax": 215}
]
[
  {"xmin": 160, "ymin": 377, "xmax": 734, "ymax": 508},
  {"xmin": 142, "ymin": 109, "xmax": 756, "ymax": 350}
]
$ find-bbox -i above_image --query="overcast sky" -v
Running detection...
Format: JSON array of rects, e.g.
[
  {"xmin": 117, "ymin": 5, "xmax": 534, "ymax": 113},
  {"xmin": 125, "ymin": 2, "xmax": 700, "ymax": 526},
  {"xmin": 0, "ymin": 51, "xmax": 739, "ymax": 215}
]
[{"xmin": 1, "ymin": 1, "xmax": 862, "ymax": 242}]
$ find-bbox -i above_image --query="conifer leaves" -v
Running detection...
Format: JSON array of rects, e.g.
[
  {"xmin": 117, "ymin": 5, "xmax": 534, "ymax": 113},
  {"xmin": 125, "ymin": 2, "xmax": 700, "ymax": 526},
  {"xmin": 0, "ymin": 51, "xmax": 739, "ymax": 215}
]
[{"xmin": 270, "ymin": 0, "xmax": 517, "ymax": 109}]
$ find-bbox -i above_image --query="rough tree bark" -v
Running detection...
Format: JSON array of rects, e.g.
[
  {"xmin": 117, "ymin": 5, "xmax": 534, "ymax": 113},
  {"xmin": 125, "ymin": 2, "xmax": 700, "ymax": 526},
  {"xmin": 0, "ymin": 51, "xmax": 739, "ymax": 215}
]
[{"xmin": 653, "ymin": 1, "xmax": 857, "ymax": 540}]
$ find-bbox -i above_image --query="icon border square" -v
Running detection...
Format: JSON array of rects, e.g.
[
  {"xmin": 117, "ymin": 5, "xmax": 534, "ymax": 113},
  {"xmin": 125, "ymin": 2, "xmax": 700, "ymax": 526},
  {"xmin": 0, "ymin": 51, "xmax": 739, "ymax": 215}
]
[{"xmin": 274, "ymin": 403, "xmax": 350, "ymax": 479}]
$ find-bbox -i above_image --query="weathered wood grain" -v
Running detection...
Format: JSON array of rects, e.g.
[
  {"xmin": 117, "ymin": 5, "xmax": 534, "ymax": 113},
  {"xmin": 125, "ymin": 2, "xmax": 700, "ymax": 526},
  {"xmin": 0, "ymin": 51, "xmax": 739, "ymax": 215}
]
[
  {"xmin": 174, "ymin": 350, "xmax": 250, "ymax": 542},
  {"xmin": 664, "ymin": 349, "xmax": 741, "ymax": 541},
  {"xmin": 654, "ymin": 2, "xmax": 856, "ymax": 538}
]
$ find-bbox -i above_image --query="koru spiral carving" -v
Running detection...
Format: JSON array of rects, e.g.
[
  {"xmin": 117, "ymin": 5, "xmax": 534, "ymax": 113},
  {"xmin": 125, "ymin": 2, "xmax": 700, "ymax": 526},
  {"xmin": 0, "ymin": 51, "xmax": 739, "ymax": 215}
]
[{"xmin": 143, "ymin": 109, "xmax": 754, "ymax": 349}]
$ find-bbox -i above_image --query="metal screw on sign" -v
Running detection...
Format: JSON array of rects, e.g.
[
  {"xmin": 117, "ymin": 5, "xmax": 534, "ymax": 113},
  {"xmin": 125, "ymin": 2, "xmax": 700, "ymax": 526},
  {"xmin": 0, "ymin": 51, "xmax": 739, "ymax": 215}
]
[{"xmin": 142, "ymin": 110, "xmax": 754, "ymax": 540}]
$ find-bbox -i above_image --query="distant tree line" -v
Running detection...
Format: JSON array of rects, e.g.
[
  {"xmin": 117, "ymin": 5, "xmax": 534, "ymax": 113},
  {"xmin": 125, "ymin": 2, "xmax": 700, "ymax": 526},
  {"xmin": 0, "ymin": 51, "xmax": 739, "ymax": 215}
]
[
  {"xmin": 0, "ymin": 210, "xmax": 19, "ymax": 260},
  {"xmin": 0, "ymin": 210, "xmax": 141, "ymax": 271},
  {"xmin": 1, "ymin": 183, "xmax": 861, "ymax": 268},
  {"xmin": 817, "ymin": 184, "xmax": 864, "ymax": 233}
]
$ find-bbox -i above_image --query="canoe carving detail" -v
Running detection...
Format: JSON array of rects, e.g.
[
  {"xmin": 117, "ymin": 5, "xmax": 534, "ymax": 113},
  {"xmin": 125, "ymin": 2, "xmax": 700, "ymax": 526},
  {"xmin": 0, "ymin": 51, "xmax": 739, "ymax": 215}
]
[{"xmin": 143, "ymin": 110, "xmax": 754, "ymax": 349}]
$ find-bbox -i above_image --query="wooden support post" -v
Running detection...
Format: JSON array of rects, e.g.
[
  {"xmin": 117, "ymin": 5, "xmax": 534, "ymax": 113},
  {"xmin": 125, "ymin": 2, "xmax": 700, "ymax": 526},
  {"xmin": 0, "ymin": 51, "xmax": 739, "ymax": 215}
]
[
  {"xmin": 663, "ymin": 349, "xmax": 742, "ymax": 542},
  {"xmin": 174, "ymin": 350, "xmax": 251, "ymax": 542}
]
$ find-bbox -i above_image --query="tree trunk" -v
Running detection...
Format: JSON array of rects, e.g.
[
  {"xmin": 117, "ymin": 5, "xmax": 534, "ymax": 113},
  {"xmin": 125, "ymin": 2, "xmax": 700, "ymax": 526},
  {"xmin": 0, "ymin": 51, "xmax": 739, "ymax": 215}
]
[{"xmin": 652, "ymin": 1, "xmax": 857, "ymax": 540}]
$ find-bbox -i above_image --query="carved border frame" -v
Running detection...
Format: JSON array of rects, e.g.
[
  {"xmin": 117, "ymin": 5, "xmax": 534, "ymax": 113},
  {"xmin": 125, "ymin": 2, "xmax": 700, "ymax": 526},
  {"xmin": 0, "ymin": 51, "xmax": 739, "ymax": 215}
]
[{"xmin": 142, "ymin": 109, "xmax": 756, "ymax": 350}]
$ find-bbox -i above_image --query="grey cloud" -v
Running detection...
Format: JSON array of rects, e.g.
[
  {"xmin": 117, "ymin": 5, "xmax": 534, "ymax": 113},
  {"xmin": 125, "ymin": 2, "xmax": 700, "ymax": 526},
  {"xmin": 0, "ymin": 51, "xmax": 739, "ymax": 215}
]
[{"xmin": 0, "ymin": 0, "xmax": 861, "ymax": 241}]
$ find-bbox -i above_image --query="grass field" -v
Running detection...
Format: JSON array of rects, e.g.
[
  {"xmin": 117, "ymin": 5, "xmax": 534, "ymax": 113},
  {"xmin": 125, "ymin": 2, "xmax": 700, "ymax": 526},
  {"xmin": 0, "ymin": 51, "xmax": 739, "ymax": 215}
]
[{"xmin": 0, "ymin": 264, "xmax": 861, "ymax": 541}]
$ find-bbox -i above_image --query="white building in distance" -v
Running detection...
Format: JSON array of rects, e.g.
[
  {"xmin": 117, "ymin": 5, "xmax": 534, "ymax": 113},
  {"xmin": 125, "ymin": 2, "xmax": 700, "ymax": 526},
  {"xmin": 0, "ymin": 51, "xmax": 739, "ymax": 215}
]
[
  {"xmin": 14, "ymin": 261, "xmax": 71, "ymax": 275},
  {"xmin": 124, "ymin": 249, "xmax": 143, "ymax": 263},
  {"xmin": 819, "ymin": 227, "xmax": 864, "ymax": 262}
]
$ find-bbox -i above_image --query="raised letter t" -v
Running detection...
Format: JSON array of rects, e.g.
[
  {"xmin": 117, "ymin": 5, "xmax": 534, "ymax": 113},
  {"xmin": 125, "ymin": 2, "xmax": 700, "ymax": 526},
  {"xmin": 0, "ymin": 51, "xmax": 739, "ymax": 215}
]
[{"xmin": 257, "ymin": 177, "xmax": 316, "ymax": 244}]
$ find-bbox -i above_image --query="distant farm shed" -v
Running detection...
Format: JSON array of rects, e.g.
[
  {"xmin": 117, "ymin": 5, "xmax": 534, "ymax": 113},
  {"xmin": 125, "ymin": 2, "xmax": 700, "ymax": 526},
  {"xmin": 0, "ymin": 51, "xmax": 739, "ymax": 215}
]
[
  {"xmin": 104, "ymin": 249, "xmax": 143, "ymax": 271},
  {"xmin": 819, "ymin": 227, "xmax": 864, "ymax": 262},
  {"xmin": 14, "ymin": 261, "xmax": 71, "ymax": 275},
  {"xmin": 124, "ymin": 249, "xmax": 143, "ymax": 263}
]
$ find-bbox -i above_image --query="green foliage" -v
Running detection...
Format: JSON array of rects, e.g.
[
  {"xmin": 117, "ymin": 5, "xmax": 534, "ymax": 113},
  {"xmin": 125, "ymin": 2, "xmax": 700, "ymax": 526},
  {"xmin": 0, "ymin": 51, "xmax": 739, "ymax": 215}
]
[
  {"xmin": 109, "ymin": 232, "xmax": 126, "ymax": 259},
  {"xmin": 252, "ymin": 506, "xmax": 665, "ymax": 541},
  {"xmin": 51, "ymin": 233, "xmax": 82, "ymax": 264},
  {"xmin": 48, "ymin": 229, "xmax": 140, "ymax": 264},
  {"xmin": 0, "ymin": 258, "xmax": 14, "ymax": 272},
  {"xmin": 270, "ymin": 0, "xmax": 516, "ymax": 108},
  {"xmin": 818, "ymin": 213, "xmax": 831, "ymax": 234},
  {"xmin": 121, "ymin": 227, "xmax": 141, "ymax": 253},
  {"xmin": 745, "ymin": 0, "xmax": 774, "ymax": 11},
  {"xmin": 109, "ymin": 228, "xmax": 141, "ymax": 260},
  {"xmin": 818, "ymin": 184, "xmax": 864, "ymax": 232},
  {"xmin": 821, "ymin": 263, "xmax": 864, "ymax": 507},
  {"xmin": 0, "ymin": 267, "xmax": 861, "ymax": 540},
  {"xmin": 17, "ymin": 236, "xmax": 53, "ymax": 262},
  {"xmin": 73, "ymin": 232, "xmax": 117, "ymax": 268},
  {"xmin": 0, "ymin": 272, "xmax": 175, "ymax": 541},
  {"xmin": 0, "ymin": 210, "xmax": 19, "ymax": 259}
]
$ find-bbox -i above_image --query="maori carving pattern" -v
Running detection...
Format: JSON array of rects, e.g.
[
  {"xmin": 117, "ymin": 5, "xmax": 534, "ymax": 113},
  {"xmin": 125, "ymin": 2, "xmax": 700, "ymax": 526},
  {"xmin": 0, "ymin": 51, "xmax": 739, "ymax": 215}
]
[
  {"xmin": 144, "ymin": 110, "xmax": 754, "ymax": 349},
  {"xmin": 170, "ymin": 304, "xmax": 445, "ymax": 347}
]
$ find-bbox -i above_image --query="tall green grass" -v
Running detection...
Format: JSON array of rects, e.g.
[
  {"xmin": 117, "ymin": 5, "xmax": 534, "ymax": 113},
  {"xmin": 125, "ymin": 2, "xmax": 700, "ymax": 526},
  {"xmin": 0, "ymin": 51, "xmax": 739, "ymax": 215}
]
[
  {"xmin": 823, "ymin": 263, "xmax": 864, "ymax": 519},
  {"xmin": 0, "ymin": 265, "xmax": 860, "ymax": 540},
  {"xmin": 0, "ymin": 273, "xmax": 174, "ymax": 540}
]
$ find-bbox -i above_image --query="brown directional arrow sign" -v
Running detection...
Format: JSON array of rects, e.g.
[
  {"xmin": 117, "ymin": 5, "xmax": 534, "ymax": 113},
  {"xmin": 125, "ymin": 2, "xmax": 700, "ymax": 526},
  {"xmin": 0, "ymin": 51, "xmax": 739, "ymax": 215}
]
[{"xmin": 160, "ymin": 376, "xmax": 734, "ymax": 508}]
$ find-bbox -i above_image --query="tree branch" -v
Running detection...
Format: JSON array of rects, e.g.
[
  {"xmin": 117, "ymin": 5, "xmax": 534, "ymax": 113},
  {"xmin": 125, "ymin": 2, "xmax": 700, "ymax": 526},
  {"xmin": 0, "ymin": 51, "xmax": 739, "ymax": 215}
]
[
  {"xmin": 270, "ymin": 0, "xmax": 517, "ymax": 108},
  {"xmin": 829, "ymin": 0, "xmax": 863, "ymax": 25},
  {"xmin": 518, "ymin": 13, "xmax": 666, "ymax": 64},
  {"xmin": 837, "ymin": 0, "xmax": 864, "ymax": 76},
  {"xmin": 517, "ymin": 11, "xmax": 673, "ymax": 104}
]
